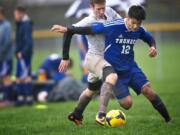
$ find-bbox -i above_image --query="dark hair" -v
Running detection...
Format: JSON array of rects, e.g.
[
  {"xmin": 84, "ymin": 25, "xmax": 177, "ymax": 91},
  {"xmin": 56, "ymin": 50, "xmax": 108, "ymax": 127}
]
[
  {"xmin": 15, "ymin": 6, "xmax": 26, "ymax": 13},
  {"xmin": 0, "ymin": 6, "xmax": 5, "ymax": 16},
  {"xmin": 128, "ymin": 5, "xmax": 146, "ymax": 21},
  {"xmin": 90, "ymin": 0, "xmax": 106, "ymax": 5}
]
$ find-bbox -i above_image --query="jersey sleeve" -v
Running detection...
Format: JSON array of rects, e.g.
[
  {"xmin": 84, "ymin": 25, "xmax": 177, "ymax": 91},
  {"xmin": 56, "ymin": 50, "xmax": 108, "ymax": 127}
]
[
  {"xmin": 91, "ymin": 23, "xmax": 106, "ymax": 34},
  {"xmin": 139, "ymin": 27, "xmax": 156, "ymax": 48}
]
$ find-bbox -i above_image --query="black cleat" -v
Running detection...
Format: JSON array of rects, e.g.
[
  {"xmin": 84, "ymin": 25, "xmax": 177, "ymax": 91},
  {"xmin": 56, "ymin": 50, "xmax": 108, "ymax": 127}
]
[{"xmin": 68, "ymin": 112, "xmax": 83, "ymax": 125}]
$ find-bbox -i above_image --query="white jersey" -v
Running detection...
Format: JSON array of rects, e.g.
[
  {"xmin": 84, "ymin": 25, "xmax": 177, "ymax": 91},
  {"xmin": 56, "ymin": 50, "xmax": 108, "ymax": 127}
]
[{"xmin": 73, "ymin": 7, "xmax": 121, "ymax": 56}]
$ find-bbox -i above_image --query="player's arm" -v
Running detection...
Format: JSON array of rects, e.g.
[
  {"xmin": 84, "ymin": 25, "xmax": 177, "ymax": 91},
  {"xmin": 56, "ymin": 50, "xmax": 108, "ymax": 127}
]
[
  {"xmin": 59, "ymin": 23, "xmax": 106, "ymax": 72},
  {"xmin": 0, "ymin": 23, "xmax": 12, "ymax": 59},
  {"xmin": 67, "ymin": 23, "xmax": 105, "ymax": 35},
  {"xmin": 140, "ymin": 28, "xmax": 157, "ymax": 58},
  {"xmin": 57, "ymin": 25, "xmax": 93, "ymax": 72}
]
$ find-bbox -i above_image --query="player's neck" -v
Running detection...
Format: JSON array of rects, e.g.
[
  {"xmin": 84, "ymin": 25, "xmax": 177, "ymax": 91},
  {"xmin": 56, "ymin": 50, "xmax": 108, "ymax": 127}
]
[
  {"xmin": 96, "ymin": 15, "xmax": 107, "ymax": 20},
  {"xmin": 124, "ymin": 18, "xmax": 130, "ymax": 31}
]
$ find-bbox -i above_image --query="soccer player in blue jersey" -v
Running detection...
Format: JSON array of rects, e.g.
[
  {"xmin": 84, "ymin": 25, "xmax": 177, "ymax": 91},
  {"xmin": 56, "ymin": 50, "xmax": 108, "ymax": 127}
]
[
  {"xmin": 54, "ymin": 5, "xmax": 171, "ymax": 124},
  {"xmin": 14, "ymin": 6, "xmax": 34, "ymax": 106}
]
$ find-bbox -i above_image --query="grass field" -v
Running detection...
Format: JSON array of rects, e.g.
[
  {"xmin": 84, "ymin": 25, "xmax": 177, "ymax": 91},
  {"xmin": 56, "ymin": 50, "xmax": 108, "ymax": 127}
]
[{"xmin": 0, "ymin": 43, "xmax": 180, "ymax": 135}]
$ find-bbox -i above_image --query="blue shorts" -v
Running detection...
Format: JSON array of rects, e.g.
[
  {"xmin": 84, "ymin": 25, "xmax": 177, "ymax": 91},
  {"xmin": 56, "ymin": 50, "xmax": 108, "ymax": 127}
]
[
  {"xmin": 0, "ymin": 59, "xmax": 13, "ymax": 77},
  {"xmin": 16, "ymin": 56, "xmax": 32, "ymax": 79},
  {"xmin": 114, "ymin": 65, "xmax": 149, "ymax": 99}
]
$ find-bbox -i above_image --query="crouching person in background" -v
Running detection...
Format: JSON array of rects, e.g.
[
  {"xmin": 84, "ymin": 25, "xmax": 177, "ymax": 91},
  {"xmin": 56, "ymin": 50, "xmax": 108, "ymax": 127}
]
[
  {"xmin": 36, "ymin": 54, "xmax": 73, "ymax": 102},
  {"xmin": 14, "ymin": 6, "xmax": 34, "ymax": 106},
  {"xmin": 0, "ymin": 6, "xmax": 14, "ymax": 107}
]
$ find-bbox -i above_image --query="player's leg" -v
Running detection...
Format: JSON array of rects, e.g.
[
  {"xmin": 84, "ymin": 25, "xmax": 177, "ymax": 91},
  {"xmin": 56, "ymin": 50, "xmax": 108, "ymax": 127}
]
[
  {"xmin": 83, "ymin": 54, "xmax": 118, "ymax": 125},
  {"xmin": 15, "ymin": 57, "xmax": 33, "ymax": 106},
  {"xmin": 129, "ymin": 68, "xmax": 171, "ymax": 122},
  {"xmin": 141, "ymin": 84, "xmax": 171, "ymax": 122},
  {"xmin": 96, "ymin": 66, "xmax": 118, "ymax": 125},
  {"xmin": 114, "ymin": 76, "xmax": 133, "ymax": 110},
  {"xmin": 68, "ymin": 73, "xmax": 102, "ymax": 125},
  {"xmin": 89, "ymin": 57, "xmax": 117, "ymax": 125},
  {"xmin": 98, "ymin": 66, "xmax": 118, "ymax": 112},
  {"xmin": 3, "ymin": 60, "xmax": 14, "ymax": 102},
  {"xmin": 0, "ymin": 60, "xmax": 14, "ymax": 104},
  {"xmin": 23, "ymin": 56, "xmax": 33, "ymax": 105}
]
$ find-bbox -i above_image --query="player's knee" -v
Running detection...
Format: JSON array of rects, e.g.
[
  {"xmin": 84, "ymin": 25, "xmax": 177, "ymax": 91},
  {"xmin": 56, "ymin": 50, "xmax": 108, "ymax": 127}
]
[
  {"xmin": 85, "ymin": 88, "xmax": 96, "ymax": 97},
  {"xmin": 103, "ymin": 66, "xmax": 117, "ymax": 85},
  {"xmin": 105, "ymin": 73, "xmax": 118, "ymax": 85},
  {"xmin": 121, "ymin": 101, "xmax": 132, "ymax": 110},
  {"xmin": 119, "ymin": 97, "xmax": 133, "ymax": 110}
]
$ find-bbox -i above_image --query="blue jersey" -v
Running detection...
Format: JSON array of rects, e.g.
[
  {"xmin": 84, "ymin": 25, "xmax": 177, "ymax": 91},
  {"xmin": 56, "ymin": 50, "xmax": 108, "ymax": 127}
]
[
  {"xmin": 39, "ymin": 55, "xmax": 61, "ymax": 74},
  {"xmin": 91, "ymin": 18, "xmax": 155, "ymax": 72},
  {"xmin": 39, "ymin": 54, "xmax": 65, "ymax": 81}
]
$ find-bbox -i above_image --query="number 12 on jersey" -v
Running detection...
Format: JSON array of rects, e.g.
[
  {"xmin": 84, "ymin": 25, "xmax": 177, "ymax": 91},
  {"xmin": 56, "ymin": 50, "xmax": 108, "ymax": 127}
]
[{"xmin": 121, "ymin": 45, "xmax": 131, "ymax": 54}]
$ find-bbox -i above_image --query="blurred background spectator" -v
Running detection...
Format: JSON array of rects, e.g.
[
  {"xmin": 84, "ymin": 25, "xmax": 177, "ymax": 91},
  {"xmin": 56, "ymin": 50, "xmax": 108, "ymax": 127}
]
[
  {"xmin": 0, "ymin": 6, "xmax": 14, "ymax": 107},
  {"xmin": 14, "ymin": 6, "xmax": 34, "ymax": 106}
]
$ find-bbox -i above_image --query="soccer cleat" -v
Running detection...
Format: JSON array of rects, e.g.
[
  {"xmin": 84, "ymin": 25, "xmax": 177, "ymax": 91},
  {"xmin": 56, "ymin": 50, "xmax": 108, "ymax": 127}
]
[
  {"xmin": 95, "ymin": 112, "xmax": 106, "ymax": 126},
  {"xmin": 68, "ymin": 112, "xmax": 83, "ymax": 125},
  {"xmin": 165, "ymin": 116, "xmax": 171, "ymax": 123}
]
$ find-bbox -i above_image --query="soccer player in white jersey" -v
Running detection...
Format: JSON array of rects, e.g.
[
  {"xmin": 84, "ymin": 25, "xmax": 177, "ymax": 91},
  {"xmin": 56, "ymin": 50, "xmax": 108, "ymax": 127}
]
[{"xmin": 51, "ymin": 0, "xmax": 121, "ymax": 125}]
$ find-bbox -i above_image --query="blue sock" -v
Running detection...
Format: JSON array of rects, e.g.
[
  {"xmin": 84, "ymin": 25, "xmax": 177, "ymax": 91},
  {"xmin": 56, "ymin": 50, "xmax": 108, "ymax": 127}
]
[
  {"xmin": 24, "ymin": 82, "xmax": 33, "ymax": 96},
  {"xmin": 15, "ymin": 83, "xmax": 25, "ymax": 104},
  {"xmin": 24, "ymin": 82, "xmax": 33, "ymax": 104},
  {"xmin": 4, "ymin": 84, "xmax": 14, "ymax": 101}
]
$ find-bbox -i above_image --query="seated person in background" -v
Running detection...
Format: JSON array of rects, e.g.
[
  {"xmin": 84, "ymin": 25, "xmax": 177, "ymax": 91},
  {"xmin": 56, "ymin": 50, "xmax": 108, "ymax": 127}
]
[
  {"xmin": 36, "ymin": 54, "xmax": 73, "ymax": 102},
  {"xmin": 38, "ymin": 54, "xmax": 73, "ymax": 82}
]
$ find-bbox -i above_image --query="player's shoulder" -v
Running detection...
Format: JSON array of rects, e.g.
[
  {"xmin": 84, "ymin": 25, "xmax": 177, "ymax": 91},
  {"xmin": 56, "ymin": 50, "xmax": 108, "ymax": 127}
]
[
  {"xmin": 104, "ymin": 18, "xmax": 125, "ymax": 27},
  {"xmin": 105, "ymin": 7, "xmax": 117, "ymax": 17},
  {"xmin": 73, "ymin": 14, "xmax": 96, "ymax": 27},
  {"xmin": 105, "ymin": 6, "xmax": 114, "ymax": 12},
  {"xmin": 138, "ymin": 26, "xmax": 146, "ymax": 33}
]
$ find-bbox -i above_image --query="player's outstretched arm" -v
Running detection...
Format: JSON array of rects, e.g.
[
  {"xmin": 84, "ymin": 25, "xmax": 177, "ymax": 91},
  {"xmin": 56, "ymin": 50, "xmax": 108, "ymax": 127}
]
[
  {"xmin": 58, "ymin": 24, "xmax": 104, "ymax": 72},
  {"xmin": 67, "ymin": 26, "xmax": 94, "ymax": 35},
  {"xmin": 58, "ymin": 30, "xmax": 73, "ymax": 72},
  {"xmin": 50, "ymin": 25, "xmax": 68, "ymax": 33}
]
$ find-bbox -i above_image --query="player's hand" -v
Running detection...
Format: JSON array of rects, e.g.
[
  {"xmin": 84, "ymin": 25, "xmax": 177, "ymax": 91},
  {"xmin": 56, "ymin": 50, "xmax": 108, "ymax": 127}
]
[
  {"xmin": 50, "ymin": 25, "xmax": 68, "ymax": 33},
  {"xmin": 17, "ymin": 52, "xmax": 22, "ymax": 59},
  {"xmin": 148, "ymin": 46, "xmax": 157, "ymax": 58},
  {"xmin": 59, "ymin": 59, "xmax": 70, "ymax": 72}
]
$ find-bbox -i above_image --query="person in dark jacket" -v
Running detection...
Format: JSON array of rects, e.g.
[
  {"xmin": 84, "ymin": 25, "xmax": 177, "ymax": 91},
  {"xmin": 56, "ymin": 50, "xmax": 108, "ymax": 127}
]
[
  {"xmin": 0, "ymin": 6, "xmax": 14, "ymax": 106},
  {"xmin": 14, "ymin": 6, "xmax": 33, "ymax": 106}
]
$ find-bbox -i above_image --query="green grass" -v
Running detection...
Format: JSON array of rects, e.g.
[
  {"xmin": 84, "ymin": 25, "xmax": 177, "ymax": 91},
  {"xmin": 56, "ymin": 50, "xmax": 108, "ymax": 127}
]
[{"xmin": 0, "ymin": 43, "xmax": 180, "ymax": 135}]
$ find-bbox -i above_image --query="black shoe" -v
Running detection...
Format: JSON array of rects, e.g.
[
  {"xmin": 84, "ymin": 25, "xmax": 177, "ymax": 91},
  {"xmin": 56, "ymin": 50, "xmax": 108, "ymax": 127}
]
[
  {"xmin": 165, "ymin": 117, "xmax": 171, "ymax": 123},
  {"xmin": 68, "ymin": 112, "xmax": 83, "ymax": 125}
]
